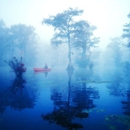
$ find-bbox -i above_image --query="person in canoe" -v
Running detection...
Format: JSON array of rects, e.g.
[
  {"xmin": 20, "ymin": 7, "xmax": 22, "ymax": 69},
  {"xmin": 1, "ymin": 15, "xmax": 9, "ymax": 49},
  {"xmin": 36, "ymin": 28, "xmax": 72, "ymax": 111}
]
[{"xmin": 44, "ymin": 63, "xmax": 48, "ymax": 69}]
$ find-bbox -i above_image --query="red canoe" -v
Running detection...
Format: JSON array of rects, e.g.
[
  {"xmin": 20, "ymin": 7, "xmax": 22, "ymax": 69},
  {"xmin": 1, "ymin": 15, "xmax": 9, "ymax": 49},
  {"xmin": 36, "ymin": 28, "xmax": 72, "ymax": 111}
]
[{"xmin": 34, "ymin": 68, "xmax": 51, "ymax": 72}]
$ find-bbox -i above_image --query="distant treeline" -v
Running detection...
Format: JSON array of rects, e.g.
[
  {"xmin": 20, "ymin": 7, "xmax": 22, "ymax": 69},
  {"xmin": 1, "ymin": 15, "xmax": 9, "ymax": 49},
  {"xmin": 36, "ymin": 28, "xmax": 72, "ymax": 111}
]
[{"xmin": 0, "ymin": 19, "xmax": 38, "ymax": 66}]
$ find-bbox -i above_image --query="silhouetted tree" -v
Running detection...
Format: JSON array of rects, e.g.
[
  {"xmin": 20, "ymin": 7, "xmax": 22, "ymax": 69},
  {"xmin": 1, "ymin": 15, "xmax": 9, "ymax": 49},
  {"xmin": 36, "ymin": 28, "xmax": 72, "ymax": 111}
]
[
  {"xmin": 122, "ymin": 13, "xmax": 130, "ymax": 85},
  {"xmin": 42, "ymin": 8, "xmax": 83, "ymax": 69},
  {"xmin": 72, "ymin": 20, "xmax": 99, "ymax": 68}
]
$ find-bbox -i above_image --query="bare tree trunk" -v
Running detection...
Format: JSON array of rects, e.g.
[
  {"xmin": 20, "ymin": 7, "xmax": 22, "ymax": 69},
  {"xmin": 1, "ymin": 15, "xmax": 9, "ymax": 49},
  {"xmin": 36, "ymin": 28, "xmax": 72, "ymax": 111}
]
[{"xmin": 67, "ymin": 33, "xmax": 74, "ymax": 70}]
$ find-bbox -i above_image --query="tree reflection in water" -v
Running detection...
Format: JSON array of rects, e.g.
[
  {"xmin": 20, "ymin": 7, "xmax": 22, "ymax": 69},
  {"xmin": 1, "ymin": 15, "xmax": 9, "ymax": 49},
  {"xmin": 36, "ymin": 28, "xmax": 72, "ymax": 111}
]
[
  {"xmin": 106, "ymin": 76, "xmax": 126, "ymax": 97},
  {"xmin": 0, "ymin": 76, "xmax": 37, "ymax": 113},
  {"xmin": 9, "ymin": 76, "xmax": 26, "ymax": 94},
  {"xmin": 42, "ymin": 69, "xmax": 99, "ymax": 130},
  {"xmin": 121, "ymin": 90, "xmax": 130, "ymax": 116},
  {"xmin": 105, "ymin": 80, "xmax": 130, "ymax": 129},
  {"xmin": 34, "ymin": 71, "xmax": 49, "ymax": 77}
]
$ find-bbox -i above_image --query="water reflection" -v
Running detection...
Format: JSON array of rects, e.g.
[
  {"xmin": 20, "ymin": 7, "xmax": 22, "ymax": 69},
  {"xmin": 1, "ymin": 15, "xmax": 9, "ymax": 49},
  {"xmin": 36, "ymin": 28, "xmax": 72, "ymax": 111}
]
[
  {"xmin": 8, "ymin": 76, "xmax": 26, "ymax": 94},
  {"xmin": 0, "ymin": 75, "xmax": 37, "ymax": 113},
  {"xmin": 105, "ymin": 76, "xmax": 130, "ymax": 130},
  {"xmin": 121, "ymin": 90, "xmax": 130, "ymax": 116},
  {"xmin": 34, "ymin": 71, "xmax": 50, "ymax": 77},
  {"xmin": 42, "ymin": 69, "xmax": 100, "ymax": 129},
  {"xmin": 1, "ymin": 68, "xmax": 128, "ymax": 129},
  {"xmin": 106, "ymin": 77, "xmax": 126, "ymax": 97}
]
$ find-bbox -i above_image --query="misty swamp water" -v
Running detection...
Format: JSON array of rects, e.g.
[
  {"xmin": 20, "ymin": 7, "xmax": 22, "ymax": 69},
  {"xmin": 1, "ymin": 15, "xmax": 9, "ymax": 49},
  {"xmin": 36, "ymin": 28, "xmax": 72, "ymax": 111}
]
[{"xmin": 0, "ymin": 67, "xmax": 130, "ymax": 130}]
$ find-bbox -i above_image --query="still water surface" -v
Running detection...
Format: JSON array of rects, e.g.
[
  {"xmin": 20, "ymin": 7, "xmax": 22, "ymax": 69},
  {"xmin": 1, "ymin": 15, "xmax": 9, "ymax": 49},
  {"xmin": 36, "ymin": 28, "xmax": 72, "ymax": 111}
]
[{"xmin": 0, "ymin": 67, "xmax": 129, "ymax": 130}]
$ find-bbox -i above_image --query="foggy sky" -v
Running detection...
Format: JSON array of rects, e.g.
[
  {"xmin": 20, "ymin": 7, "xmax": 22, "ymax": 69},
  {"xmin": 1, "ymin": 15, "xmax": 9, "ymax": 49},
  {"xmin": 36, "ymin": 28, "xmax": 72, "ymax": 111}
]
[{"xmin": 0, "ymin": 0, "xmax": 130, "ymax": 49}]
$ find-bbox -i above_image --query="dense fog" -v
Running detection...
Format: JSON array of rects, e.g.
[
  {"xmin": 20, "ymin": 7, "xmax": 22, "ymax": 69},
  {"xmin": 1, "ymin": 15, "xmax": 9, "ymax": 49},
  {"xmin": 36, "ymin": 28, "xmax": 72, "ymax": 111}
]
[
  {"xmin": 0, "ymin": 0, "xmax": 130, "ymax": 83},
  {"xmin": 1, "ymin": 1, "xmax": 130, "ymax": 129},
  {"xmin": 1, "ymin": 10, "xmax": 130, "ymax": 81}
]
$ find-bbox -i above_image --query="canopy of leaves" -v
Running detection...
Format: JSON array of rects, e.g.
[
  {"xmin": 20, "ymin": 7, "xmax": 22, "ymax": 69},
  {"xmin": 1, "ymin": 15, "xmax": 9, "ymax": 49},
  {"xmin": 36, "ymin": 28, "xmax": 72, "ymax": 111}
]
[
  {"xmin": 42, "ymin": 8, "xmax": 99, "ymax": 66},
  {"xmin": 43, "ymin": 8, "xmax": 83, "ymax": 30},
  {"xmin": 42, "ymin": 8, "xmax": 83, "ymax": 46},
  {"xmin": 72, "ymin": 20, "xmax": 99, "ymax": 49}
]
